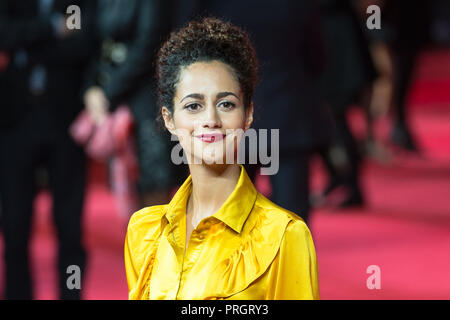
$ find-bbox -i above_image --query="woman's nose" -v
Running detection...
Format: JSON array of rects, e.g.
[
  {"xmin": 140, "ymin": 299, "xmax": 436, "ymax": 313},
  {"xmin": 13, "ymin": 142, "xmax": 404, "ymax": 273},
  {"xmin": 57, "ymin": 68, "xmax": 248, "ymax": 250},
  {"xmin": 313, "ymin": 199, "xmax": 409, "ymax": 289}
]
[{"xmin": 202, "ymin": 105, "xmax": 221, "ymax": 128}]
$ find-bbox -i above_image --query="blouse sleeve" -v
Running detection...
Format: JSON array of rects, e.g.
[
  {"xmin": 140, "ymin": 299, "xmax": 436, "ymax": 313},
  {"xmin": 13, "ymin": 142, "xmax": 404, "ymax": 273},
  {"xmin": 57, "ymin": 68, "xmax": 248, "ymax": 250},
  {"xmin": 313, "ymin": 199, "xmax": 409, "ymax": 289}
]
[
  {"xmin": 264, "ymin": 219, "xmax": 320, "ymax": 300},
  {"xmin": 124, "ymin": 225, "xmax": 139, "ymax": 296}
]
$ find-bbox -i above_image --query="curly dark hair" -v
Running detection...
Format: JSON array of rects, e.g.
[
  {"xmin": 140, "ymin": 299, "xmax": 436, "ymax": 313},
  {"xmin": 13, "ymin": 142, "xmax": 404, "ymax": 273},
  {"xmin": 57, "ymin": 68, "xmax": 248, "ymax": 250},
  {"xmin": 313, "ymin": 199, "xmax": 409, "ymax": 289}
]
[{"xmin": 156, "ymin": 17, "xmax": 259, "ymax": 116}]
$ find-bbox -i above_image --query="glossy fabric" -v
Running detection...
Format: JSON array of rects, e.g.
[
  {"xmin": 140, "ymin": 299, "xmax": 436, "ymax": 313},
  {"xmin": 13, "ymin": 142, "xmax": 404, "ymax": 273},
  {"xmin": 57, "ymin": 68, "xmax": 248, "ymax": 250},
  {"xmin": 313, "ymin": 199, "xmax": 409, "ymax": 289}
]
[{"xmin": 124, "ymin": 166, "xmax": 320, "ymax": 300}]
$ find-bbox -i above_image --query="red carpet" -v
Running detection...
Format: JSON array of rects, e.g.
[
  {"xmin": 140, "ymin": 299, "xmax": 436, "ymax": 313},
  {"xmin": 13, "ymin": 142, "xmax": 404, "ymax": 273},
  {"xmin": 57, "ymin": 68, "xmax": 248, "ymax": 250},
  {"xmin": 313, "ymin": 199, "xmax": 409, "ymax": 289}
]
[
  {"xmin": 310, "ymin": 48, "xmax": 450, "ymax": 300},
  {"xmin": 1, "ymin": 49, "xmax": 449, "ymax": 300}
]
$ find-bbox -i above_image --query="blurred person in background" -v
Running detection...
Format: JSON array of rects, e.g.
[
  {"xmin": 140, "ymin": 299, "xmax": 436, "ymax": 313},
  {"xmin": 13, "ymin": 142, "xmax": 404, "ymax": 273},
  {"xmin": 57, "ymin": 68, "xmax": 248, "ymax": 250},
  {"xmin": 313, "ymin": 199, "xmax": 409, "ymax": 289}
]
[
  {"xmin": 0, "ymin": 50, "xmax": 9, "ymax": 229},
  {"xmin": 430, "ymin": 0, "xmax": 450, "ymax": 45},
  {"xmin": 82, "ymin": 0, "xmax": 184, "ymax": 217},
  {"xmin": 345, "ymin": 0, "xmax": 394, "ymax": 165},
  {"xmin": 314, "ymin": 0, "xmax": 378, "ymax": 208},
  {"xmin": 382, "ymin": 0, "xmax": 431, "ymax": 152},
  {"xmin": 175, "ymin": 0, "xmax": 330, "ymax": 225},
  {"xmin": 357, "ymin": 0, "xmax": 395, "ymax": 164},
  {"xmin": 0, "ymin": 0, "xmax": 96, "ymax": 300}
]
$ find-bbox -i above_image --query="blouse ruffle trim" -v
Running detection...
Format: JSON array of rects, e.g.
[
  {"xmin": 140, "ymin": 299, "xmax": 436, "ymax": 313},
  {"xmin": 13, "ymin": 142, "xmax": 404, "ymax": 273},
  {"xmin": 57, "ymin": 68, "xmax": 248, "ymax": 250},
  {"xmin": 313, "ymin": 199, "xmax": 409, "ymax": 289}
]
[{"xmin": 203, "ymin": 209, "xmax": 292, "ymax": 299}]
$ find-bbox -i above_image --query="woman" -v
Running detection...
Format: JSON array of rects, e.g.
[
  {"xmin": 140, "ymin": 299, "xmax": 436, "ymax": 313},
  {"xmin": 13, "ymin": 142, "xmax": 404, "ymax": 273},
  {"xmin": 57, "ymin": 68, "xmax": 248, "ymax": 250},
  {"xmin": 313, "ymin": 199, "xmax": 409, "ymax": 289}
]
[{"xmin": 124, "ymin": 17, "xmax": 320, "ymax": 300}]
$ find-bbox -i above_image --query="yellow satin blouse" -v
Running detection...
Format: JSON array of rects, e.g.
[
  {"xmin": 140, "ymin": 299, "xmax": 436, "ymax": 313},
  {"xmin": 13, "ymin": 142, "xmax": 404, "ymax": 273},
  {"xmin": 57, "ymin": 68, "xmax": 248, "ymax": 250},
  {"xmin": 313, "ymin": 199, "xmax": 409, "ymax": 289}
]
[{"xmin": 124, "ymin": 166, "xmax": 320, "ymax": 300}]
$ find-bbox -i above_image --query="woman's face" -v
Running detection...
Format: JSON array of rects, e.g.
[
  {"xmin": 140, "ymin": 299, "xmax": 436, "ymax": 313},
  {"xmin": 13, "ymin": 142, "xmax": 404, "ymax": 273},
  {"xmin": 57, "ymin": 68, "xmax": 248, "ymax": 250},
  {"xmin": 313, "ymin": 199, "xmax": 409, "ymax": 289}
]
[{"xmin": 162, "ymin": 60, "xmax": 253, "ymax": 166}]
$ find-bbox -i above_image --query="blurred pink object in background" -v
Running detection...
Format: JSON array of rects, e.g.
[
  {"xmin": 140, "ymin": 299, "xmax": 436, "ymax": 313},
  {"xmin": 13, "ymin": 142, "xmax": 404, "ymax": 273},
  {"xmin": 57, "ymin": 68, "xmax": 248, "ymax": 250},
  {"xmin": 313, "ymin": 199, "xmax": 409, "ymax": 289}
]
[
  {"xmin": 109, "ymin": 106, "xmax": 140, "ymax": 219},
  {"xmin": 70, "ymin": 105, "xmax": 139, "ymax": 218},
  {"xmin": 0, "ymin": 51, "xmax": 10, "ymax": 71}
]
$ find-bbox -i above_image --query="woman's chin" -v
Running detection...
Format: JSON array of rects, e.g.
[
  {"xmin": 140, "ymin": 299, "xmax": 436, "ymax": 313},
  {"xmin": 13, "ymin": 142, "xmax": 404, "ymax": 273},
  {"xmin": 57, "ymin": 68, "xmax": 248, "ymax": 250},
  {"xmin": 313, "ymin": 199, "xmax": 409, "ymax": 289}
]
[{"xmin": 188, "ymin": 155, "xmax": 232, "ymax": 166}]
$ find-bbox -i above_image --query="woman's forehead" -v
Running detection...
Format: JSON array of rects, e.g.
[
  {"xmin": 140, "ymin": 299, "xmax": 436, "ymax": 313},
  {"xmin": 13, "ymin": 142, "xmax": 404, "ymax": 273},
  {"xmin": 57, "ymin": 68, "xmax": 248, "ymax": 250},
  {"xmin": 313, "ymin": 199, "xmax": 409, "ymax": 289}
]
[{"xmin": 176, "ymin": 61, "xmax": 240, "ymax": 91}]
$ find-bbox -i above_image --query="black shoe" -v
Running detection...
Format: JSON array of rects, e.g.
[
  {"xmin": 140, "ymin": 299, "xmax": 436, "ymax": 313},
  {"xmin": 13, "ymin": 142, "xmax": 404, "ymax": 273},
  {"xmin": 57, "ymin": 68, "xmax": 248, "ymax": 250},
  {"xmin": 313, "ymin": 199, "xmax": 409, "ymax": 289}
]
[
  {"xmin": 323, "ymin": 177, "xmax": 345, "ymax": 196},
  {"xmin": 338, "ymin": 190, "xmax": 365, "ymax": 208},
  {"xmin": 391, "ymin": 125, "xmax": 418, "ymax": 152}
]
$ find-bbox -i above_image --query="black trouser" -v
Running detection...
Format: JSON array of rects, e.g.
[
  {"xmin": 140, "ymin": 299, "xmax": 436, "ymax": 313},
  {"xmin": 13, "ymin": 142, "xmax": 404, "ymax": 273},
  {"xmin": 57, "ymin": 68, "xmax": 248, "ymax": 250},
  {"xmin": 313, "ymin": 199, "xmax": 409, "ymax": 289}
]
[
  {"xmin": 329, "ymin": 109, "xmax": 361, "ymax": 193},
  {"xmin": 0, "ymin": 110, "xmax": 87, "ymax": 300},
  {"xmin": 392, "ymin": 45, "xmax": 420, "ymax": 130}
]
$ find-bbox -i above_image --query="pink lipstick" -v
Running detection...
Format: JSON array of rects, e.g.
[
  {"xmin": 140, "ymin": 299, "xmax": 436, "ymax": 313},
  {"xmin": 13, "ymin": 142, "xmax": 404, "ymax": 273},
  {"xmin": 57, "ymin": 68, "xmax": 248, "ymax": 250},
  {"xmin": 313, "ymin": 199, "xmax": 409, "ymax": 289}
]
[{"xmin": 196, "ymin": 133, "xmax": 225, "ymax": 143}]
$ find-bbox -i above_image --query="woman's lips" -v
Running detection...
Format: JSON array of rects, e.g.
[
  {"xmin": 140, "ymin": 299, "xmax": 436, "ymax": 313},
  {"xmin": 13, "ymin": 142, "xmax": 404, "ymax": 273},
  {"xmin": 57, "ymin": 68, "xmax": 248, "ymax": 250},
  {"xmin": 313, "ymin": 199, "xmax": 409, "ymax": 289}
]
[{"xmin": 195, "ymin": 133, "xmax": 225, "ymax": 143}]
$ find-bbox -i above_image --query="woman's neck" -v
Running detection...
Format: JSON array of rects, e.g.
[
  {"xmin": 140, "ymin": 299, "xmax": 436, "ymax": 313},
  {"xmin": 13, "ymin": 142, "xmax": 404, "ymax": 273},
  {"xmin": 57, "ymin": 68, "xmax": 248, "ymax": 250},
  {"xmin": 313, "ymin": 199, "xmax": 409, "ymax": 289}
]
[{"xmin": 187, "ymin": 163, "xmax": 241, "ymax": 228}]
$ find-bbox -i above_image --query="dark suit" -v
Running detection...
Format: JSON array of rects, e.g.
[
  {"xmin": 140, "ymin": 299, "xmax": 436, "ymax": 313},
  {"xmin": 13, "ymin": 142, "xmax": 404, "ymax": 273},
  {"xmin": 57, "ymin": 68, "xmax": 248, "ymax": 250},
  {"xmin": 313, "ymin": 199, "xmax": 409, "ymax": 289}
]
[
  {"xmin": 384, "ymin": 0, "xmax": 431, "ymax": 150},
  {"xmin": 0, "ymin": 0, "xmax": 97, "ymax": 299},
  {"xmin": 317, "ymin": 0, "xmax": 377, "ymax": 204},
  {"xmin": 176, "ymin": 0, "xmax": 331, "ymax": 223},
  {"xmin": 0, "ymin": 54, "xmax": 7, "ymax": 229},
  {"xmin": 86, "ymin": 0, "xmax": 184, "ymax": 194}
]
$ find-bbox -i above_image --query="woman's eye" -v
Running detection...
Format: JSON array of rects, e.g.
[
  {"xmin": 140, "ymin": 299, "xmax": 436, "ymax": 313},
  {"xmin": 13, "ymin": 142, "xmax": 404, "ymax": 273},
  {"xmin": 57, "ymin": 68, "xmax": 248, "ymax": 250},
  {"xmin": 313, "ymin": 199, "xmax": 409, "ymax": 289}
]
[
  {"xmin": 219, "ymin": 101, "xmax": 236, "ymax": 109},
  {"xmin": 185, "ymin": 103, "xmax": 201, "ymax": 111}
]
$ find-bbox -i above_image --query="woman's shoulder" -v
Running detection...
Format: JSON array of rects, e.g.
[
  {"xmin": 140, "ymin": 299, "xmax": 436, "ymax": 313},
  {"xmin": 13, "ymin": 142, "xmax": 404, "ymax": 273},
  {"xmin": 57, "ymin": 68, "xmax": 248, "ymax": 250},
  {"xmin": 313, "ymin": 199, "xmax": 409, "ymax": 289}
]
[
  {"xmin": 126, "ymin": 205, "xmax": 167, "ymax": 235},
  {"xmin": 252, "ymin": 192, "xmax": 311, "ymax": 237},
  {"xmin": 254, "ymin": 193, "xmax": 308, "ymax": 223}
]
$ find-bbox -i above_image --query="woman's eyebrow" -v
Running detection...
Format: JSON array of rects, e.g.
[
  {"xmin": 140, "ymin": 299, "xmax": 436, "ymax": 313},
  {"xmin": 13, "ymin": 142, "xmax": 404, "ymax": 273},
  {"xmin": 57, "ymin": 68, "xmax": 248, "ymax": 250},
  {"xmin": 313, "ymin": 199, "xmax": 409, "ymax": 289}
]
[
  {"xmin": 180, "ymin": 92, "xmax": 240, "ymax": 103},
  {"xmin": 180, "ymin": 93, "xmax": 204, "ymax": 103},
  {"xmin": 216, "ymin": 92, "xmax": 240, "ymax": 100}
]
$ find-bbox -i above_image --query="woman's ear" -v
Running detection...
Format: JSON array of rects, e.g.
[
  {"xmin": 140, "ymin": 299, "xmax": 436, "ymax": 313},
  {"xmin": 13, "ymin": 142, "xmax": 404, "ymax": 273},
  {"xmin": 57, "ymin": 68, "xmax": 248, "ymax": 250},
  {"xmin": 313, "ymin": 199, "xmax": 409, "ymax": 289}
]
[
  {"xmin": 162, "ymin": 106, "xmax": 176, "ymax": 135},
  {"xmin": 244, "ymin": 102, "xmax": 254, "ymax": 130}
]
